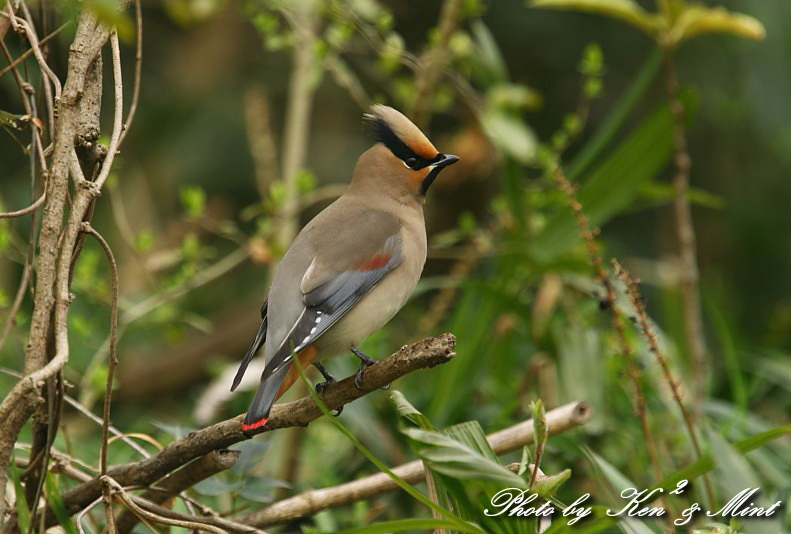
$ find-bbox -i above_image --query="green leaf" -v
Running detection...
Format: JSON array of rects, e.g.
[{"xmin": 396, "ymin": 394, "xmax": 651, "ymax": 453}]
[
  {"xmin": 531, "ymin": 469, "xmax": 572, "ymax": 498},
  {"xmin": 8, "ymin": 456, "xmax": 30, "ymax": 533},
  {"xmin": 567, "ymin": 48, "xmax": 662, "ymax": 181},
  {"xmin": 708, "ymin": 430, "xmax": 781, "ymax": 534},
  {"xmin": 179, "ymin": 185, "xmax": 206, "ymax": 218},
  {"xmin": 530, "ymin": 0, "xmax": 659, "ymax": 36},
  {"xmin": 45, "ymin": 473, "xmax": 79, "ymax": 534},
  {"xmin": 0, "ymin": 110, "xmax": 24, "ymax": 130},
  {"xmin": 670, "ymin": 5, "xmax": 766, "ymax": 46},
  {"xmin": 529, "ymin": 399, "xmax": 547, "ymax": 451},
  {"xmin": 573, "ymin": 425, "xmax": 791, "ymax": 533},
  {"xmin": 530, "ymin": 95, "xmax": 686, "ymax": 261},
  {"xmin": 391, "ymin": 390, "xmax": 436, "ymax": 430},
  {"xmin": 402, "ymin": 426, "xmax": 527, "ymax": 487},
  {"xmin": 481, "ymin": 111, "xmax": 538, "ymax": 163}
]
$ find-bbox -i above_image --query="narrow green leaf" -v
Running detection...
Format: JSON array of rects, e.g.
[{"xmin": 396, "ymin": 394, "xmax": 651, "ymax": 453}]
[
  {"xmin": 567, "ymin": 48, "xmax": 662, "ymax": 181},
  {"xmin": 391, "ymin": 390, "xmax": 436, "ymax": 431},
  {"xmin": 45, "ymin": 473, "xmax": 79, "ymax": 534},
  {"xmin": 572, "ymin": 425, "xmax": 791, "ymax": 533},
  {"xmin": 670, "ymin": 6, "xmax": 766, "ymax": 46},
  {"xmin": 530, "ymin": 0, "xmax": 660, "ymax": 36},
  {"xmin": 444, "ymin": 421, "xmax": 500, "ymax": 463},
  {"xmin": 530, "ymin": 400, "xmax": 547, "ymax": 450},
  {"xmin": 530, "ymin": 469, "xmax": 572, "ymax": 497},
  {"xmin": 8, "ymin": 456, "xmax": 30, "ymax": 533},
  {"xmin": 530, "ymin": 97, "xmax": 681, "ymax": 261},
  {"xmin": 402, "ymin": 426, "xmax": 528, "ymax": 488}
]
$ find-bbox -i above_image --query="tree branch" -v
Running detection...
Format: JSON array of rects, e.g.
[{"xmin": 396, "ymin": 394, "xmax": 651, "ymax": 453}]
[
  {"xmin": 33, "ymin": 334, "xmax": 456, "ymax": 528},
  {"xmin": 240, "ymin": 400, "xmax": 592, "ymax": 527},
  {"xmin": 115, "ymin": 450, "xmax": 241, "ymax": 533}
]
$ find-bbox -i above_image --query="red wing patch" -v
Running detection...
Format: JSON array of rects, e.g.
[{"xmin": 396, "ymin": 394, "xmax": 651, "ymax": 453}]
[{"xmin": 354, "ymin": 254, "xmax": 391, "ymax": 271}]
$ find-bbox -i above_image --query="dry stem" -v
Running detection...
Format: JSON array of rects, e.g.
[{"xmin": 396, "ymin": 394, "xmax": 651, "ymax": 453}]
[
  {"xmin": 612, "ymin": 260, "xmax": 715, "ymax": 508},
  {"xmin": 550, "ymin": 163, "xmax": 670, "ymax": 517},
  {"xmin": 661, "ymin": 51, "xmax": 708, "ymax": 410}
]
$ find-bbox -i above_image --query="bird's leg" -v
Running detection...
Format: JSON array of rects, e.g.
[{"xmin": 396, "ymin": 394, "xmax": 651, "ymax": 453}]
[
  {"xmin": 313, "ymin": 362, "xmax": 336, "ymax": 392},
  {"xmin": 313, "ymin": 362, "xmax": 342, "ymax": 416},
  {"xmin": 349, "ymin": 346, "xmax": 391, "ymax": 390}
]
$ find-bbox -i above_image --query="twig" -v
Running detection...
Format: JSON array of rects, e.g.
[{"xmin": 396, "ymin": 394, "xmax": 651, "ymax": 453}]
[
  {"xmin": 101, "ymin": 476, "xmax": 227, "ymax": 534},
  {"xmin": 79, "ymin": 223, "xmax": 120, "ymax": 531},
  {"xmin": 0, "ymin": 190, "xmax": 46, "ymax": 218},
  {"xmin": 92, "ymin": 31, "xmax": 123, "ymax": 190},
  {"xmin": 408, "ymin": 0, "xmax": 463, "ymax": 127},
  {"xmin": 115, "ymin": 450, "xmax": 240, "ymax": 533},
  {"xmin": 661, "ymin": 50, "xmax": 708, "ymax": 410},
  {"xmin": 18, "ymin": 1, "xmax": 55, "ymax": 135},
  {"xmin": 612, "ymin": 260, "xmax": 715, "ymax": 509},
  {"xmin": 0, "ymin": 21, "xmax": 68, "ymax": 79},
  {"xmin": 0, "ymin": 5, "xmax": 123, "ymax": 515},
  {"xmin": 117, "ymin": 0, "xmax": 142, "ymax": 148},
  {"xmin": 240, "ymin": 401, "xmax": 591, "ymax": 527},
  {"xmin": 126, "ymin": 494, "xmax": 261, "ymax": 534},
  {"xmin": 9, "ymin": 10, "xmax": 61, "ymax": 107},
  {"xmin": 34, "ymin": 334, "xmax": 456, "ymax": 528}
]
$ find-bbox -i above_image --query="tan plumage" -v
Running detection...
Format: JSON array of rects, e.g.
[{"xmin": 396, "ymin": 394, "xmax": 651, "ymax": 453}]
[{"xmin": 233, "ymin": 105, "xmax": 459, "ymax": 431}]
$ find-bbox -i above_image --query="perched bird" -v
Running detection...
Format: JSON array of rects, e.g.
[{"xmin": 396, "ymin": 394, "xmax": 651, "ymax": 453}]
[{"xmin": 231, "ymin": 105, "xmax": 459, "ymax": 432}]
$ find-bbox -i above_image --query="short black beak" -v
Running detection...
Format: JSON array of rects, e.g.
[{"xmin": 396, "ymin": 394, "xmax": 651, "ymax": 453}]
[
  {"xmin": 436, "ymin": 153, "xmax": 460, "ymax": 168},
  {"xmin": 420, "ymin": 153, "xmax": 460, "ymax": 196}
]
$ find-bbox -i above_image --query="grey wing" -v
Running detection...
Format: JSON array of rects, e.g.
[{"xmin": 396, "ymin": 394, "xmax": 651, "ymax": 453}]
[
  {"xmin": 231, "ymin": 299, "xmax": 267, "ymax": 391},
  {"xmin": 259, "ymin": 233, "xmax": 403, "ymax": 382}
]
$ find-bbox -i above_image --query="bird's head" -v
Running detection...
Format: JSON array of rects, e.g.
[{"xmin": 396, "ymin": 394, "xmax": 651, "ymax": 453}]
[{"xmin": 355, "ymin": 105, "xmax": 459, "ymax": 201}]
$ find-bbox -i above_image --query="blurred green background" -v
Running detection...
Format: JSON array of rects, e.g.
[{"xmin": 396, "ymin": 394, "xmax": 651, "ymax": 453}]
[{"xmin": 1, "ymin": 0, "xmax": 790, "ymax": 531}]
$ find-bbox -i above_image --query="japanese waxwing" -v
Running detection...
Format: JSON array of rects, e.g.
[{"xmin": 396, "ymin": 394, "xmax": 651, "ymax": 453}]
[{"xmin": 231, "ymin": 105, "xmax": 459, "ymax": 432}]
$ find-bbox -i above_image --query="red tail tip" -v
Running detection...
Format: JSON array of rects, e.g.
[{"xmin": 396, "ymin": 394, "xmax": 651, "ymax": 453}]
[{"xmin": 241, "ymin": 417, "xmax": 268, "ymax": 432}]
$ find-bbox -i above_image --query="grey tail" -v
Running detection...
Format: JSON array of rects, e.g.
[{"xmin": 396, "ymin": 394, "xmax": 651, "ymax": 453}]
[{"xmin": 241, "ymin": 365, "xmax": 288, "ymax": 432}]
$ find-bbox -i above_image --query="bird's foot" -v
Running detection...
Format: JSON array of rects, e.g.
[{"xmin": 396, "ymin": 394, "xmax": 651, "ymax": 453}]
[
  {"xmin": 349, "ymin": 347, "xmax": 389, "ymax": 390},
  {"xmin": 313, "ymin": 362, "xmax": 342, "ymax": 416}
]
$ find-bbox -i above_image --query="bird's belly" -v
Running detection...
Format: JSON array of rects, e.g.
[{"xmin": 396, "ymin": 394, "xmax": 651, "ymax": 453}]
[{"xmin": 312, "ymin": 266, "xmax": 418, "ymax": 359}]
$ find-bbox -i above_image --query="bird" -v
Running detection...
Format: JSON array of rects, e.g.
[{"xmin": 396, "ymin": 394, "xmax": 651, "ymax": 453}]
[{"xmin": 231, "ymin": 104, "xmax": 459, "ymax": 432}]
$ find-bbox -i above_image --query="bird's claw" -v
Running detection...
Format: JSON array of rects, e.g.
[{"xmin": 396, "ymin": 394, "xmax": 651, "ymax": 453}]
[
  {"xmin": 315, "ymin": 379, "xmax": 335, "ymax": 394},
  {"xmin": 350, "ymin": 347, "xmax": 378, "ymax": 390}
]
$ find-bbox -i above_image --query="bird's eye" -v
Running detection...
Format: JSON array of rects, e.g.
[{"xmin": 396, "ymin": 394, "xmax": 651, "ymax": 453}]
[{"xmin": 404, "ymin": 157, "xmax": 418, "ymax": 170}]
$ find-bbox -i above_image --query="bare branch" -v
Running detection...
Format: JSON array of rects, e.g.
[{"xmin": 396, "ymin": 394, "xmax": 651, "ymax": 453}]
[
  {"xmin": 118, "ymin": 0, "xmax": 142, "ymax": 148},
  {"xmin": 0, "ymin": 190, "xmax": 46, "ymax": 219},
  {"xmin": 93, "ymin": 32, "xmax": 123, "ymax": 190},
  {"xmin": 241, "ymin": 400, "xmax": 592, "ymax": 527},
  {"xmin": 115, "ymin": 450, "xmax": 240, "ymax": 534},
  {"xmin": 0, "ymin": 22, "xmax": 68, "ymax": 79},
  {"xmin": 102, "ymin": 476, "xmax": 227, "ymax": 534},
  {"xmin": 32, "ymin": 334, "xmax": 455, "ymax": 528}
]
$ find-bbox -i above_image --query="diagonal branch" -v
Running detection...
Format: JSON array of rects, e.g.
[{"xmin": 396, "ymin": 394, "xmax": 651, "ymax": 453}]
[{"xmin": 33, "ymin": 334, "xmax": 456, "ymax": 529}]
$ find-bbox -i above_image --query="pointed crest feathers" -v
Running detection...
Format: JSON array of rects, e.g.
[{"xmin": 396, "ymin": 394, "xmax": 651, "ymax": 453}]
[{"xmin": 362, "ymin": 105, "xmax": 438, "ymax": 161}]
